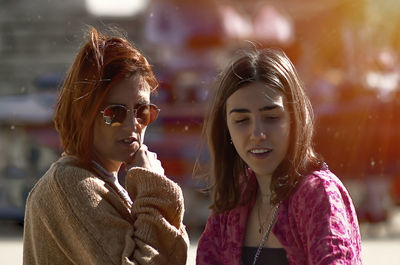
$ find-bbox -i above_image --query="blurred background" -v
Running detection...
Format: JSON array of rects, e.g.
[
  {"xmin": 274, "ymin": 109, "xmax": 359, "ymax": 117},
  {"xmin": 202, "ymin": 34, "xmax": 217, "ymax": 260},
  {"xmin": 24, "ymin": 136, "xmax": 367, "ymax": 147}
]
[{"xmin": 1, "ymin": 0, "xmax": 400, "ymax": 264}]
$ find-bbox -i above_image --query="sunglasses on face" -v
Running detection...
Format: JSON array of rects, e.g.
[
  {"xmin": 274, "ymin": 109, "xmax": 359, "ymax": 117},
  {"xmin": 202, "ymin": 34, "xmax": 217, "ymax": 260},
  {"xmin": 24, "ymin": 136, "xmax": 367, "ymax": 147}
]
[{"xmin": 100, "ymin": 103, "xmax": 160, "ymax": 127}]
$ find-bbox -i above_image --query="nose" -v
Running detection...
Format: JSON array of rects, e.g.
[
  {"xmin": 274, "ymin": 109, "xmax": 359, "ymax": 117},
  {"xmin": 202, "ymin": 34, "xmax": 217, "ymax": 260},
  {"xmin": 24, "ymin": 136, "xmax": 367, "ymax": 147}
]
[
  {"xmin": 122, "ymin": 110, "xmax": 142, "ymax": 132},
  {"xmin": 250, "ymin": 118, "xmax": 266, "ymax": 141}
]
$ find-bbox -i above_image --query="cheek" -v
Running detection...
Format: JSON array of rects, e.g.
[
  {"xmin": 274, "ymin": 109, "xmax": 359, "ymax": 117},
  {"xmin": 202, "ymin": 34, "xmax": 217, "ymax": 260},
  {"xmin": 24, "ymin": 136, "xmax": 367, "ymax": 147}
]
[
  {"xmin": 279, "ymin": 122, "xmax": 291, "ymax": 152},
  {"xmin": 93, "ymin": 119, "xmax": 108, "ymax": 148},
  {"xmin": 227, "ymin": 122, "xmax": 239, "ymax": 142},
  {"xmin": 282, "ymin": 123, "xmax": 291, "ymax": 138},
  {"xmin": 227, "ymin": 125, "xmax": 246, "ymax": 153}
]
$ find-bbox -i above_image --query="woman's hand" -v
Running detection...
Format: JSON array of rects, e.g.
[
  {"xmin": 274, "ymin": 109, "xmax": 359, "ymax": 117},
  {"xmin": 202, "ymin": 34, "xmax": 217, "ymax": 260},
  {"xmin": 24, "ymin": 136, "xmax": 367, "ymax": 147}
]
[{"xmin": 124, "ymin": 144, "xmax": 165, "ymax": 176}]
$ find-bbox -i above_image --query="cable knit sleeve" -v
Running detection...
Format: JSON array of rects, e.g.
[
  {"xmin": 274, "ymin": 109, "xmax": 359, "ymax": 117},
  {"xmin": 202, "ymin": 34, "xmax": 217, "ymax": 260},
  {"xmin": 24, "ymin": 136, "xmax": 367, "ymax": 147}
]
[{"xmin": 125, "ymin": 167, "xmax": 189, "ymax": 264}]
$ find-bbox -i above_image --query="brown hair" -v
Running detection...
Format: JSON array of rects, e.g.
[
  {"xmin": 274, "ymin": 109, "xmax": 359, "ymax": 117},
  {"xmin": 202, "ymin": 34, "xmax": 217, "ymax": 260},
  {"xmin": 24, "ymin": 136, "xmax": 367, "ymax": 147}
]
[
  {"xmin": 202, "ymin": 48, "xmax": 322, "ymax": 214},
  {"xmin": 54, "ymin": 27, "xmax": 158, "ymax": 169}
]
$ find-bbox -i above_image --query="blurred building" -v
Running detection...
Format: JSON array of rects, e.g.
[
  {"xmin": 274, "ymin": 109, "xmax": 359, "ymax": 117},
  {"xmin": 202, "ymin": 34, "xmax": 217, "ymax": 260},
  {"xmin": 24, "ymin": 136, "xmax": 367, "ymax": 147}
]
[
  {"xmin": 0, "ymin": 0, "xmax": 146, "ymax": 96},
  {"xmin": 0, "ymin": 0, "xmax": 149, "ymax": 222},
  {"xmin": 1, "ymin": 0, "xmax": 400, "ymax": 230}
]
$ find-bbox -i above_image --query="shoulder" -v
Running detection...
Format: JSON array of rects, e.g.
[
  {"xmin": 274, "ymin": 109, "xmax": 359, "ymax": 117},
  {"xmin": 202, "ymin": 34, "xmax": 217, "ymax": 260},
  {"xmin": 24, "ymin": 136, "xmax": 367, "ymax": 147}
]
[
  {"xmin": 287, "ymin": 167, "xmax": 351, "ymax": 216},
  {"xmin": 280, "ymin": 168, "xmax": 362, "ymax": 263},
  {"xmin": 204, "ymin": 198, "xmax": 251, "ymax": 239},
  {"xmin": 54, "ymin": 156, "xmax": 105, "ymax": 193},
  {"xmin": 204, "ymin": 204, "xmax": 241, "ymax": 230},
  {"xmin": 286, "ymin": 167, "xmax": 356, "ymax": 223},
  {"xmin": 204, "ymin": 173, "xmax": 255, "ymax": 229},
  {"xmin": 294, "ymin": 167, "xmax": 346, "ymax": 200},
  {"xmin": 27, "ymin": 155, "xmax": 107, "ymax": 210},
  {"xmin": 205, "ymin": 209, "xmax": 230, "ymax": 229},
  {"xmin": 198, "ymin": 205, "xmax": 246, "ymax": 260}
]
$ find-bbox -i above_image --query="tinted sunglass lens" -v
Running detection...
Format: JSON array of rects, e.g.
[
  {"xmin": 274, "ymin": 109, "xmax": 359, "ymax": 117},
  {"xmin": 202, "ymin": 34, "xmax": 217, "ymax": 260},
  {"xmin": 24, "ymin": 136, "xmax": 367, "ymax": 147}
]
[
  {"xmin": 103, "ymin": 104, "xmax": 158, "ymax": 126},
  {"xmin": 148, "ymin": 105, "xmax": 159, "ymax": 124},
  {"xmin": 136, "ymin": 105, "xmax": 151, "ymax": 125},
  {"xmin": 103, "ymin": 105, "xmax": 127, "ymax": 126},
  {"xmin": 137, "ymin": 105, "xmax": 158, "ymax": 126}
]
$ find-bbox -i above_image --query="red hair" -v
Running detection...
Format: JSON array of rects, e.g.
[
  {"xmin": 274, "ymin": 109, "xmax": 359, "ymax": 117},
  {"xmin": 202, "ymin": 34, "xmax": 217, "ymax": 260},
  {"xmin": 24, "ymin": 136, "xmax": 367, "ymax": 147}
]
[{"xmin": 54, "ymin": 27, "xmax": 158, "ymax": 168}]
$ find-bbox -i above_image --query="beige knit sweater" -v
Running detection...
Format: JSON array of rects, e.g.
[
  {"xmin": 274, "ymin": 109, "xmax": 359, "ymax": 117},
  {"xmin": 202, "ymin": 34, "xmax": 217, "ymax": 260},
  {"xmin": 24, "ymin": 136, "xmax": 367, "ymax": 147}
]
[{"xmin": 23, "ymin": 155, "xmax": 189, "ymax": 265}]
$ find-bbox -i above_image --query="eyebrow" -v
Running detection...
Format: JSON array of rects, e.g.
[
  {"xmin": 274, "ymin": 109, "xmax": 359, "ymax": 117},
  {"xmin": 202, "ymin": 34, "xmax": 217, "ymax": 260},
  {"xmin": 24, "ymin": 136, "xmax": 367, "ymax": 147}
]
[
  {"xmin": 229, "ymin": 104, "xmax": 281, "ymax": 114},
  {"xmin": 134, "ymin": 99, "xmax": 150, "ymax": 107},
  {"xmin": 105, "ymin": 99, "xmax": 150, "ymax": 108}
]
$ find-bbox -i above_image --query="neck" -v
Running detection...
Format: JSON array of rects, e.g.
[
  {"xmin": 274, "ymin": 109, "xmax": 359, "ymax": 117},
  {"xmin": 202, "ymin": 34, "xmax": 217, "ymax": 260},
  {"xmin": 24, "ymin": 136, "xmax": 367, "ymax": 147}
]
[
  {"xmin": 92, "ymin": 158, "xmax": 120, "ymax": 178},
  {"xmin": 91, "ymin": 149, "xmax": 122, "ymax": 175},
  {"xmin": 255, "ymin": 174, "xmax": 272, "ymax": 204}
]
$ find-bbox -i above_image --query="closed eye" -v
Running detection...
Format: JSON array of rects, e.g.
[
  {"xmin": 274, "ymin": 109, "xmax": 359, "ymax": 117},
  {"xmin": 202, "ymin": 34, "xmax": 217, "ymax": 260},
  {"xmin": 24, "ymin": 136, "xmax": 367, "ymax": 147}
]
[{"xmin": 235, "ymin": 118, "xmax": 249, "ymax": 123}]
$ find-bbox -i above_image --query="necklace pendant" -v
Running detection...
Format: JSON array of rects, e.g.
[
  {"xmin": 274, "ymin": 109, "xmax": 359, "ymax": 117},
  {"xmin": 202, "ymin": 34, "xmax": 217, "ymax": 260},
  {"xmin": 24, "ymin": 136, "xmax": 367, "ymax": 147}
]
[{"xmin": 258, "ymin": 227, "xmax": 262, "ymax": 234}]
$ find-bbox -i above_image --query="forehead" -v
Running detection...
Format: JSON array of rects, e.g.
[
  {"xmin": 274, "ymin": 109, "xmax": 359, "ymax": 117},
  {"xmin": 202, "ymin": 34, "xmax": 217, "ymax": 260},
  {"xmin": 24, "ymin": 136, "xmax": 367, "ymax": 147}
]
[
  {"xmin": 226, "ymin": 82, "xmax": 285, "ymax": 109},
  {"xmin": 107, "ymin": 74, "xmax": 150, "ymax": 103}
]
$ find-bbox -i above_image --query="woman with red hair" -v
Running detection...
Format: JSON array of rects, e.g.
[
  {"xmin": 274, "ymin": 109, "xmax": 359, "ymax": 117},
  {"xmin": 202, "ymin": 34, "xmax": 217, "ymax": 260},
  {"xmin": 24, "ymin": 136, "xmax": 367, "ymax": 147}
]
[{"xmin": 23, "ymin": 27, "xmax": 189, "ymax": 265}]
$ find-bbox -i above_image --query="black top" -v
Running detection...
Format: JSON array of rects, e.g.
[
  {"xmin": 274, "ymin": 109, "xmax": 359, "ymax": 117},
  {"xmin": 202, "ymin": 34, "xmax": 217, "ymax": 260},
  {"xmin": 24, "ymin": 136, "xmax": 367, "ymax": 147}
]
[{"xmin": 242, "ymin": 246, "xmax": 290, "ymax": 265}]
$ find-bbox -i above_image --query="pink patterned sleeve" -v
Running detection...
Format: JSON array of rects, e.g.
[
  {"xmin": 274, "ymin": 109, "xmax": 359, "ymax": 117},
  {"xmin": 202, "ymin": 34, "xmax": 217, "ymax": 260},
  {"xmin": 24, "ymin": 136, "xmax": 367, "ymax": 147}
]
[
  {"xmin": 196, "ymin": 213, "xmax": 223, "ymax": 265},
  {"xmin": 290, "ymin": 172, "xmax": 362, "ymax": 265}
]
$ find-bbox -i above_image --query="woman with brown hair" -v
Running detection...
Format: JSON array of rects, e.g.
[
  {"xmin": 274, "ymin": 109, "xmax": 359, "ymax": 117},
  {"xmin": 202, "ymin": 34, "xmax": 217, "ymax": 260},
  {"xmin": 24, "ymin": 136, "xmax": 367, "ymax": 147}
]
[
  {"xmin": 196, "ymin": 48, "xmax": 361, "ymax": 264},
  {"xmin": 23, "ymin": 27, "xmax": 189, "ymax": 265}
]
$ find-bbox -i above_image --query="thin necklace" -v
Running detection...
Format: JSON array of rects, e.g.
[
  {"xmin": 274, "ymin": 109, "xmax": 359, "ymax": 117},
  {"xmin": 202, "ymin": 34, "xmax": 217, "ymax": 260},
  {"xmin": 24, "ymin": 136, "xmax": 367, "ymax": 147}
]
[
  {"xmin": 252, "ymin": 203, "xmax": 280, "ymax": 265},
  {"xmin": 256, "ymin": 195, "xmax": 272, "ymax": 234}
]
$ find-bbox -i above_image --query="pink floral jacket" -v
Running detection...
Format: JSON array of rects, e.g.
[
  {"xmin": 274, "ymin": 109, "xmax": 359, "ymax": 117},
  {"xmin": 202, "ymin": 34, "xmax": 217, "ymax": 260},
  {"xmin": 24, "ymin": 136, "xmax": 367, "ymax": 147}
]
[{"xmin": 196, "ymin": 168, "xmax": 362, "ymax": 265}]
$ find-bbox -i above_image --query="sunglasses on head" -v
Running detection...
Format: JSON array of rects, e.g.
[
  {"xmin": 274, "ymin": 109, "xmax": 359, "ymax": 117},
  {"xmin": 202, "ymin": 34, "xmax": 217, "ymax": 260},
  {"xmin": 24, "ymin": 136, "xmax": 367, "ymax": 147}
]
[{"xmin": 100, "ymin": 103, "xmax": 160, "ymax": 127}]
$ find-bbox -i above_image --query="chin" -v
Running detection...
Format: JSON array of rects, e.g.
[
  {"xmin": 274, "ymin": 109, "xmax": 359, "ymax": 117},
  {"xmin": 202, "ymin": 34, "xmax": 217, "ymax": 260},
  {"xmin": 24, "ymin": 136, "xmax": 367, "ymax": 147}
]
[
  {"xmin": 256, "ymin": 172, "xmax": 275, "ymax": 178},
  {"xmin": 114, "ymin": 155, "xmax": 130, "ymax": 164},
  {"xmin": 248, "ymin": 163, "xmax": 275, "ymax": 176}
]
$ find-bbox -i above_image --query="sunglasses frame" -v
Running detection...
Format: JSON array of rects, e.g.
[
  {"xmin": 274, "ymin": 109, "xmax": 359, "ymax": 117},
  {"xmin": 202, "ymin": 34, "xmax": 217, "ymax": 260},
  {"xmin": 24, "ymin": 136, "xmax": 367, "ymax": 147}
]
[{"xmin": 100, "ymin": 103, "xmax": 160, "ymax": 127}]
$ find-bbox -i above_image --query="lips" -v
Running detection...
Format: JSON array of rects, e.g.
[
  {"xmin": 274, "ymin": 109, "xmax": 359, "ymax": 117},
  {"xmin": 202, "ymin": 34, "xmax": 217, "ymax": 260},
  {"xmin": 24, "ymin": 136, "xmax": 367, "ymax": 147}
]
[
  {"xmin": 122, "ymin": 138, "xmax": 134, "ymax": 144},
  {"xmin": 248, "ymin": 148, "xmax": 272, "ymax": 158},
  {"xmin": 249, "ymin": 147, "xmax": 272, "ymax": 153},
  {"xmin": 119, "ymin": 136, "xmax": 138, "ymax": 147},
  {"xmin": 250, "ymin": 148, "xmax": 271, "ymax": 154}
]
